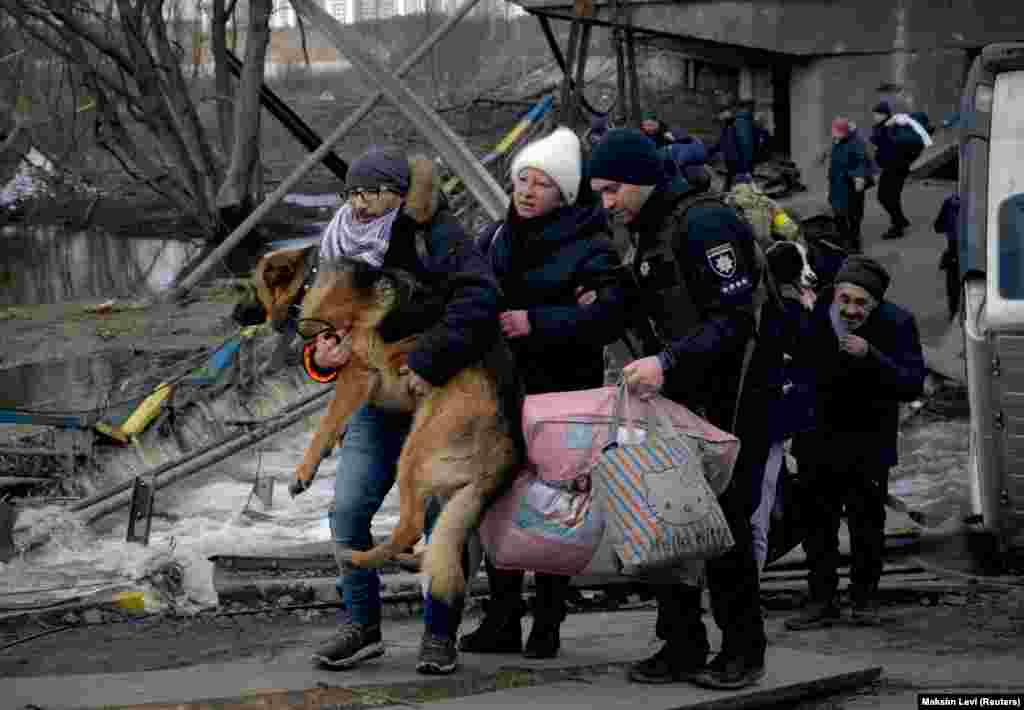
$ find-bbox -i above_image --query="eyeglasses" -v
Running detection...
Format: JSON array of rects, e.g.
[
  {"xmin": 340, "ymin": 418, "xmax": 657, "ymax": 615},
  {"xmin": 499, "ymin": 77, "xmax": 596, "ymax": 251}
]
[
  {"xmin": 296, "ymin": 317, "xmax": 340, "ymax": 342},
  {"xmin": 593, "ymin": 182, "xmax": 623, "ymax": 197},
  {"xmin": 340, "ymin": 186, "xmax": 396, "ymax": 203}
]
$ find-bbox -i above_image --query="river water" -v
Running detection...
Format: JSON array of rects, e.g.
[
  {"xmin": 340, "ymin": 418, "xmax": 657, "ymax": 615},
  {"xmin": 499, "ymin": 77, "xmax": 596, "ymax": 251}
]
[{"xmin": 0, "ymin": 208, "xmax": 971, "ymax": 614}]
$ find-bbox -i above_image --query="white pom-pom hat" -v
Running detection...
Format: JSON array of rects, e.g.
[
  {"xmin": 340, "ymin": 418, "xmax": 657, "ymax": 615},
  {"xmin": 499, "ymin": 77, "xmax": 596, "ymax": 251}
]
[{"xmin": 509, "ymin": 126, "xmax": 582, "ymax": 206}]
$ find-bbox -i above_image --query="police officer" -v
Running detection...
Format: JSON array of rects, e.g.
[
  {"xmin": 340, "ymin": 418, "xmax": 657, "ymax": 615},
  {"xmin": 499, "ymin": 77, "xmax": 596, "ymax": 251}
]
[{"xmin": 588, "ymin": 129, "xmax": 771, "ymax": 690}]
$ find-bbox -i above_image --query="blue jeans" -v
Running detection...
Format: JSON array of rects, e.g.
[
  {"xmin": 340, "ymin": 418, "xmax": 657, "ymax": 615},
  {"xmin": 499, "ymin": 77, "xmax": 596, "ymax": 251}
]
[{"xmin": 330, "ymin": 404, "xmax": 412, "ymax": 628}]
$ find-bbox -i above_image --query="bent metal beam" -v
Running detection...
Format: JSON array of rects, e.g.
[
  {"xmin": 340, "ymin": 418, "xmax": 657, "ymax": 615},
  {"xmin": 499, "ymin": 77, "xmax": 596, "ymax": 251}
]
[
  {"xmin": 288, "ymin": 0, "xmax": 509, "ymax": 220},
  {"xmin": 164, "ymin": 0, "xmax": 494, "ymax": 302}
]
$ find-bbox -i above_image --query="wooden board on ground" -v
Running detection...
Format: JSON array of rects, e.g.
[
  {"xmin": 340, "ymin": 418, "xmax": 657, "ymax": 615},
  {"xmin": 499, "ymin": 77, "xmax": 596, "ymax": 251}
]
[{"xmin": 415, "ymin": 647, "xmax": 882, "ymax": 710}]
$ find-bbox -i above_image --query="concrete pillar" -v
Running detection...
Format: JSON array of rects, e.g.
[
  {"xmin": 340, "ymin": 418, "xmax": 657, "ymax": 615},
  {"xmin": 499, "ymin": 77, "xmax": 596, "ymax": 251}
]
[{"xmin": 790, "ymin": 60, "xmax": 828, "ymax": 194}]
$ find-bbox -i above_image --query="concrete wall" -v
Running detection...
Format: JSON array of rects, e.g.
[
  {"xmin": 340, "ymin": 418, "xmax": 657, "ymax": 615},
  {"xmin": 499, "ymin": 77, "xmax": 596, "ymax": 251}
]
[
  {"xmin": 516, "ymin": 0, "xmax": 1024, "ymax": 56},
  {"xmin": 791, "ymin": 48, "xmax": 971, "ymax": 193}
]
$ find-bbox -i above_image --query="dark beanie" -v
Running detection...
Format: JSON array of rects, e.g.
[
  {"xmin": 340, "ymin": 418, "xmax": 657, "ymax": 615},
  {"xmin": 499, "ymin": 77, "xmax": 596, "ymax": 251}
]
[
  {"xmin": 836, "ymin": 255, "xmax": 891, "ymax": 301},
  {"xmin": 588, "ymin": 129, "xmax": 665, "ymax": 186},
  {"xmin": 873, "ymin": 100, "xmax": 893, "ymax": 115},
  {"xmin": 346, "ymin": 146, "xmax": 410, "ymax": 195}
]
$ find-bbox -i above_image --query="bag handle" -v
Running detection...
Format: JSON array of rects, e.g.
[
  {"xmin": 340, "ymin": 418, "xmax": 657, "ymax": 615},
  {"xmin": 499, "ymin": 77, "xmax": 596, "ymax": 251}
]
[{"xmin": 607, "ymin": 378, "xmax": 675, "ymax": 444}]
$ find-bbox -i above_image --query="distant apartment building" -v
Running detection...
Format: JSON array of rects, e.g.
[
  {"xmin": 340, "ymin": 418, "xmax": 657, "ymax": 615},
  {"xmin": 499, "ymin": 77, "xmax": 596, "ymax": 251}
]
[{"xmin": 268, "ymin": 0, "xmax": 512, "ymax": 26}]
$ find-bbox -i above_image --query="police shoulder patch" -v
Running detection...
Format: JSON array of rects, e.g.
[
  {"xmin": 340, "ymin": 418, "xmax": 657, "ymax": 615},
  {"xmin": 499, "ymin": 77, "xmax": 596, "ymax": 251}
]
[{"xmin": 706, "ymin": 243, "xmax": 737, "ymax": 278}]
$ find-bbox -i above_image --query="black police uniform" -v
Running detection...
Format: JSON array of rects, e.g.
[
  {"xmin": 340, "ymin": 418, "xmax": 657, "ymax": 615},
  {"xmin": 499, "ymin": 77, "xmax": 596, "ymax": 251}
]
[{"xmin": 623, "ymin": 176, "xmax": 770, "ymax": 674}]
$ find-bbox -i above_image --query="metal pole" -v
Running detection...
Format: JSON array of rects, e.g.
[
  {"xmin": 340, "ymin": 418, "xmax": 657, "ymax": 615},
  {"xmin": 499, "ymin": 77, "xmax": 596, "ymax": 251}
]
[
  {"xmin": 535, "ymin": 12, "xmax": 606, "ymax": 120},
  {"xmin": 224, "ymin": 50, "xmax": 349, "ymax": 181},
  {"xmin": 614, "ymin": 30, "xmax": 627, "ymax": 127},
  {"xmin": 164, "ymin": 0, "xmax": 488, "ymax": 302},
  {"xmin": 290, "ymin": 0, "xmax": 508, "ymax": 217},
  {"xmin": 625, "ymin": 27, "xmax": 642, "ymax": 128},
  {"xmin": 14, "ymin": 390, "xmax": 332, "ymax": 554},
  {"xmin": 571, "ymin": 22, "xmax": 592, "ymax": 130},
  {"xmin": 611, "ymin": 0, "xmax": 627, "ymax": 128},
  {"xmin": 536, "ymin": 14, "xmax": 569, "ymax": 78},
  {"xmin": 558, "ymin": 20, "xmax": 581, "ymax": 125}
]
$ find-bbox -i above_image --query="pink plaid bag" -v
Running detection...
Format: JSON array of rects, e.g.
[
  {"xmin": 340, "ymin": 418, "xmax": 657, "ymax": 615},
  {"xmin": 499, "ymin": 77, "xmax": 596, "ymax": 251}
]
[{"xmin": 478, "ymin": 386, "xmax": 741, "ymax": 576}]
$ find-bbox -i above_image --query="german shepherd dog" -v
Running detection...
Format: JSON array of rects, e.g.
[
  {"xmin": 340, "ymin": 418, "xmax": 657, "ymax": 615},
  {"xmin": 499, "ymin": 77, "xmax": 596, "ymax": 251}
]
[{"xmin": 289, "ymin": 257, "xmax": 522, "ymax": 603}]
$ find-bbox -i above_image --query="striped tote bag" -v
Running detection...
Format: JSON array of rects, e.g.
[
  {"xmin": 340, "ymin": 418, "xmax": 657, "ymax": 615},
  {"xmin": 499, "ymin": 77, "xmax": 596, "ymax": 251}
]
[{"xmin": 595, "ymin": 419, "xmax": 735, "ymax": 575}]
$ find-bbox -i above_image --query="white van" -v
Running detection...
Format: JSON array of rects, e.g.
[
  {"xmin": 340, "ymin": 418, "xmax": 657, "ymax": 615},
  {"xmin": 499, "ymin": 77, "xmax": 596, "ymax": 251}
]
[{"xmin": 959, "ymin": 42, "xmax": 1024, "ymax": 566}]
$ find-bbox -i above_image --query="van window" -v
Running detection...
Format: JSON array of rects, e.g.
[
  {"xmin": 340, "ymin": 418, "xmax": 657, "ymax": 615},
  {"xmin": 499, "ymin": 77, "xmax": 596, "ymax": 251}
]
[{"xmin": 990, "ymin": 70, "xmax": 1024, "ymax": 298}]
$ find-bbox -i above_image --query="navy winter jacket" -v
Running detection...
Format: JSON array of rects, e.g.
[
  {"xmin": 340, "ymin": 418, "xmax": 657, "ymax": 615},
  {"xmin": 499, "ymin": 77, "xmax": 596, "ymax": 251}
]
[
  {"xmin": 758, "ymin": 295, "xmax": 817, "ymax": 443},
  {"xmin": 624, "ymin": 174, "xmax": 775, "ymax": 436},
  {"xmin": 794, "ymin": 288, "xmax": 926, "ymax": 469},
  {"xmin": 380, "ymin": 206, "xmax": 501, "ymax": 387},
  {"xmin": 828, "ymin": 133, "xmax": 873, "ymax": 214},
  {"xmin": 665, "ymin": 137, "xmax": 708, "ymax": 170},
  {"xmin": 710, "ymin": 110, "xmax": 756, "ymax": 177},
  {"xmin": 483, "ymin": 202, "xmax": 627, "ymax": 395},
  {"xmin": 870, "ymin": 120, "xmax": 924, "ymax": 172}
]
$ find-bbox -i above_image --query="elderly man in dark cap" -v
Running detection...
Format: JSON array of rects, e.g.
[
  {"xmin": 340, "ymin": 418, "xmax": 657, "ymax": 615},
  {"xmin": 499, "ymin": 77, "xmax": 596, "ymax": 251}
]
[
  {"xmin": 589, "ymin": 128, "xmax": 778, "ymax": 690},
  {"xmin": 298, "ymin": 146, "xmax": 502, "ymax": 676},
  {"xmin": 786, "ymin": 255, "xmax": 925, "ymax": 629}
]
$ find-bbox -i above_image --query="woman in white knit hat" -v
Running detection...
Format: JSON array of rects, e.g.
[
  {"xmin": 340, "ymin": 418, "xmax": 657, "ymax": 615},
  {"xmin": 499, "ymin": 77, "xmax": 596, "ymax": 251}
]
[{"xmin": 459, "ymin": 126, "xmax": 628, "ymax": 659}]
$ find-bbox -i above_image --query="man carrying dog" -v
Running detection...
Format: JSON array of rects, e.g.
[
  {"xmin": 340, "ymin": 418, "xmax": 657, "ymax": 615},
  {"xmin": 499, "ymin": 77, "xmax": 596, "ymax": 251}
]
[
  {"xmin": 786, "ymin": 256, "xmax": 925, "ymax": 629},
  {"xmin": 588, "ymin": 128, "xmax": 779, "ymax": 690},
  {"xmin": 297, "ymin": 146, "xmax": 502, "ymax": 675}
]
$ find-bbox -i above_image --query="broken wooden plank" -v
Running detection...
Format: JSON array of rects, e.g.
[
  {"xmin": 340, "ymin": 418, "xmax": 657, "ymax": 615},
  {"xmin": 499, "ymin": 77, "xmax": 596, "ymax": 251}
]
[{"xmin": 416, "ymin": 648, "xmax": 882, "ymax": 710}]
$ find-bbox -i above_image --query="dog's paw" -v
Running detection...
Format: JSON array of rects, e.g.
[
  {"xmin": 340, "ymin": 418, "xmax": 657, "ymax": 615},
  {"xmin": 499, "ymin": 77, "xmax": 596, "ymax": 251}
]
[
  {"xmin": 288, "ymin": 479, "xmax": 310, "ymax": 498},
  {"xmin": 394, "ymin": 551, "xmax": 423, "ymax": 572},
  {"xmin": 347, "ymin": 548, "xmax": 391, "ymax": 569}
]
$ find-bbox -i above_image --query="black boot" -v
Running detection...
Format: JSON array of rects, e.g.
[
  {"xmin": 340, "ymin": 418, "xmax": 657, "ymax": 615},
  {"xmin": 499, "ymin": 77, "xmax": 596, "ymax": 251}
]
[
  {"xmin": 458, "ymin": 562, "xmax": 524, "ymax": 654},
  {"xmin": 524, "ymin": 573, "xmax": 569, "ymax": 659},
  {"xmin": 523, "ymin": 618, "xmax": 560, "ymax": 659},
  {"xmin": 630, "ymin": 584, "xmax": 709, "ymax": 683}
]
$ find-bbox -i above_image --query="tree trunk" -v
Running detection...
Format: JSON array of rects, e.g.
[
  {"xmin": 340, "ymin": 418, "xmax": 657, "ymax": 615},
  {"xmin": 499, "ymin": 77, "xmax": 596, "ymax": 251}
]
[
  {"xmin": 146, "ymin": 1, "xmax": 223, "ymax": 206},
  {"xmin": 211, "ymin": 0, "xmax": 233, "ymax": 155},
  {"xmin": 215, "ymin": 0, "xmax": 271, "ymax": 221}
]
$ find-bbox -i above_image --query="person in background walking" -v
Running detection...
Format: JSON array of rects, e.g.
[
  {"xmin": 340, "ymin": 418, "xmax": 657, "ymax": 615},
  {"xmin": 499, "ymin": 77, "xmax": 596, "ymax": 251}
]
[
  {"xmin": 870, "ymin": 100, "xmax": 930, "ymax": 240},
  {"xmin": 459, "ymin": 127, "xmax": 627, "ymax": 660},
  {"xmin": 785, "ymin": 255, "xmax": 925, "ymax": 630},
  {"xmin": 640, "ymin": 111, "xmax": 677, "ymax": 148},
  {"xmin": 828, "ymin": 117, "xmax": 873, "ymax": 253},
  {"xmin": 709, "ymin": 102, "xmax": 756, "ymax": 192},
  {"xmin": 934, "ymin": 193, "xmax": 961, "ymax": 320}
]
